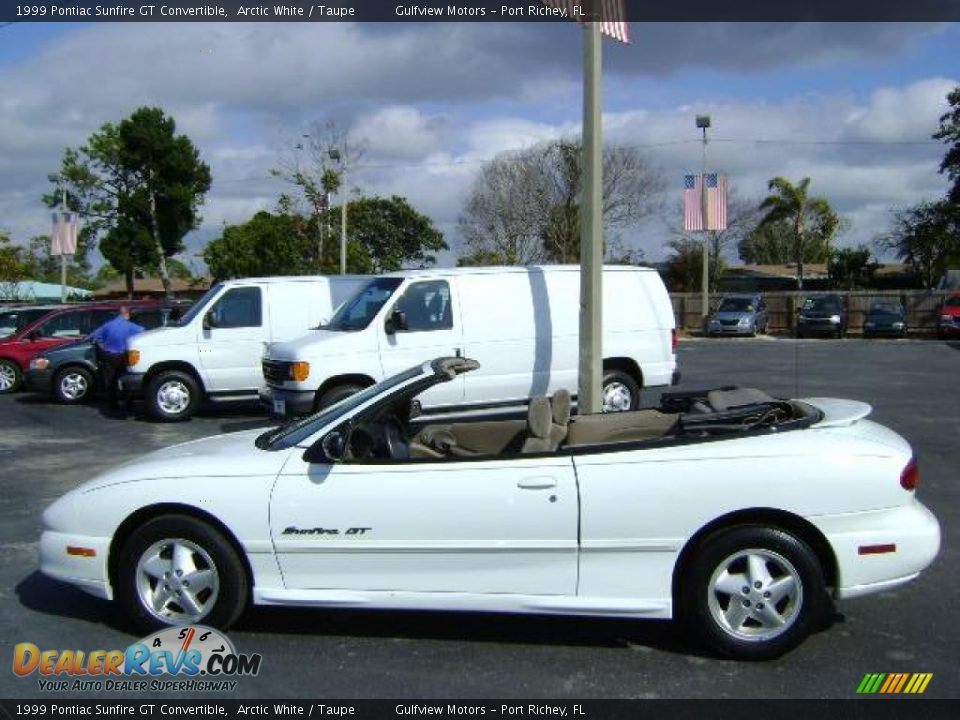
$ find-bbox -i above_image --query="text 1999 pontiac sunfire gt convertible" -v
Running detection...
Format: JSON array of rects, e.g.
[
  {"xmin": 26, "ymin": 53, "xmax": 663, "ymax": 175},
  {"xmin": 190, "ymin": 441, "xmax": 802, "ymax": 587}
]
[{"xmin": 40, "ymin": 358, "xmax": 940, "ymax": 659}]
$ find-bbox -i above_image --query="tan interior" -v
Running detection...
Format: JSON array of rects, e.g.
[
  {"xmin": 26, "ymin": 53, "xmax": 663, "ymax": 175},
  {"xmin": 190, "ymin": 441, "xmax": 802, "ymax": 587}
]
[{"xmin": 565, "ymin": 410, "xmax": 678, "ymax": 447}]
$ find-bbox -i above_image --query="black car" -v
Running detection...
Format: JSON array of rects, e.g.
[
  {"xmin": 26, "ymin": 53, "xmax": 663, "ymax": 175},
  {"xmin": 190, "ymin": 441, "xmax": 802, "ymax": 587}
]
[
  {"xmin": 796, "ymin": 295, "xmax": 847, "ymax": 339},
  {"xmin": 24, "ymin": 305, "xmax": 187, "ymax": 404},
  {"xmin": 862, "ymin": 301, "xmax": 908, "ymax": 338}
]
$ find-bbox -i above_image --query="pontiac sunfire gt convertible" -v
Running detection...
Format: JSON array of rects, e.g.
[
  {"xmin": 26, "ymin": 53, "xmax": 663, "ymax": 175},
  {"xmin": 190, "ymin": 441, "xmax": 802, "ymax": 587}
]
[{"xmin": 40, "ymin": 358, "xmax": 940, "ymax": 659}]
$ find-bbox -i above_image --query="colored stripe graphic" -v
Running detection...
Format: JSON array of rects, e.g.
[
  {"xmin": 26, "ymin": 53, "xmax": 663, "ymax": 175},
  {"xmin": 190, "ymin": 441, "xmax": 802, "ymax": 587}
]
[{"xmin": 857, "ymin": 673, "xmax": 932, "ymax": 694}]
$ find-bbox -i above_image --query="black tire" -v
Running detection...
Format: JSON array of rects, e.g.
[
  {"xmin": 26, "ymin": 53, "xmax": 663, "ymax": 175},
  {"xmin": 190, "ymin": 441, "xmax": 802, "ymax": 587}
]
[
  {"xmin": 117, "ymin": 514, "xmax": 248, "ymax": 634},
  {"xmin": 679, "ymin": 526, "xmax": 827, "ymax": 661},
  {"xmin": 145, "ymin": 370, "xmax": 201, "ymax": 422},
  {"xmin": 0, "ymin": 359, "xmax": 23, "ymax": 394},
  {"xmin": 315, "ymin": 383, "xmax": 364, "ymax": 412},
  {"xmin": 54, "ymin": 366, "xmax": 95, "ymax": 404},
  {"xmin": 601, "ymin": 369, "xmax": 641, "ymax": 413}
]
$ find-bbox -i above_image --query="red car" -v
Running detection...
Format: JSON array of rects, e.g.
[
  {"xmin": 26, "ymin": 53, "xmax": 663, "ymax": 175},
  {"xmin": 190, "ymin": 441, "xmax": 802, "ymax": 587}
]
[
  {"xmin": 939, "ymin": 292, "xmax": 960, "ymax": 339},
  {"xmin": 0, "ymin": 302, "xmax": 159, "ymax": 394}
]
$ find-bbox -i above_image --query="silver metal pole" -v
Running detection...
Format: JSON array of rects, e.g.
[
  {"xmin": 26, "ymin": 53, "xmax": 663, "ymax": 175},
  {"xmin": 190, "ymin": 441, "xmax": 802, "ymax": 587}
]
[
  {"xmin": 60, "ymin": 188, "xmax": 67, "ymax": 303},
  {"xmin": 578, "ymin": 19, "xmax": 603, "ymax": 415},
  {"xmin": 701, "ymin": 127, "xmax": 709, "ymax": 320},
  {"xmin": 340, "ymin": 168, "xmax": 347, "ymax": 275}
]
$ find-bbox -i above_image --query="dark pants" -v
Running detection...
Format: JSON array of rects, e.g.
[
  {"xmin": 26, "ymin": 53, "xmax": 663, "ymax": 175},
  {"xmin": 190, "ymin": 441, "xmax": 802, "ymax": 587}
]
[{"xmin": 100, "ymin": 352, "xmax": 126, "ymax": 404}]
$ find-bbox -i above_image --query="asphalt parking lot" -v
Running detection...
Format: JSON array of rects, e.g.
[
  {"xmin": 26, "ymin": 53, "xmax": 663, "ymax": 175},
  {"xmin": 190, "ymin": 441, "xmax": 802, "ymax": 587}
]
[{"xmin": 1, "ymin": 337, "xmax": 957, "ymax": 699}]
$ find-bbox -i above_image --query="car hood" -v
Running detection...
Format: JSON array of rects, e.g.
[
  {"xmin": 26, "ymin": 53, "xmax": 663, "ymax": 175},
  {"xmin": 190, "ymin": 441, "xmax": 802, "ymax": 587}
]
[
  {"xmin": 76, "ymin": 428, "xmax": 290, "ymax": 492},
  {"xmin": 128, "ymin": 324, "xmax": 192, "ymax": 347},
  {"xmin": 265, "ymin": 329, "xmax": 376, "ymax": 360}
]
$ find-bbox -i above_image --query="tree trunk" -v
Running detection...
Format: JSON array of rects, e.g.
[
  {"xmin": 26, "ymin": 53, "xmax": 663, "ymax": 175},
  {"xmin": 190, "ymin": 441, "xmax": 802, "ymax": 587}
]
[
  {"xmin": 125, "ymin": 267, "xmax": 134, "ymax": 299},
  {"xmin": 147, "ymin": 175, "xmax": 173, "ymax": 301}
]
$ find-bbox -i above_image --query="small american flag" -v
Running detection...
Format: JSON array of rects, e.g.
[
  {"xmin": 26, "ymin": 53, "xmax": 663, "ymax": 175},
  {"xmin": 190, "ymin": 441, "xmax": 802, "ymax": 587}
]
[
  {"xmin": 50, "ymin": 212, "xmax": 78, "ymax": 256},
  {"xmin": 683, "ymin": 174, "xmax": 703, "ymax": 231},
  {"xmin": 705, "ymin": 173, "xmax": 728, "ymax": 231},
  {"xmin": 542, "ymin": 0, "xmax": 630, "ymax": 43},
  {"xmin": 683, "ymin": 174, "xmax": 728, "ymax": 232}
]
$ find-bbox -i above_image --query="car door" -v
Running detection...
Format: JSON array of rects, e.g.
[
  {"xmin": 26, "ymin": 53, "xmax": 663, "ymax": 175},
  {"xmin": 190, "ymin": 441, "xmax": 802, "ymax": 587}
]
[
  {"xmin": 25, "ymin": 309, "xmax": 89, "ymax": 357},
  {"xmin": 271, "ymin": 449, "xmax": 579, "ymax": 595},
  {"xmin": 377, "ymin": 279, "xmax": 464, "ymax": 407},
  {"xmin": 196, "ymin": 285, "xmax": 267, "ymax": 392}
]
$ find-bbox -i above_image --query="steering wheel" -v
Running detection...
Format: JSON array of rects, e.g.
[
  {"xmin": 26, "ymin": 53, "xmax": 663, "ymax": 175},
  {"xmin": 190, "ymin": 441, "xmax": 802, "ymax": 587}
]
[{"xmin": 383, "ymin": 416, "xmax": 409, "ymax": 459}]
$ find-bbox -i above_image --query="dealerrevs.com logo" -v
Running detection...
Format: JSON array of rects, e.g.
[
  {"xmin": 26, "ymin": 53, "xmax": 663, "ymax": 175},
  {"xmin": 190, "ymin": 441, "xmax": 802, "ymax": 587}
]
[{"xmin": 13, "ymin": 626, "xmax": 262, "ymax": 692}]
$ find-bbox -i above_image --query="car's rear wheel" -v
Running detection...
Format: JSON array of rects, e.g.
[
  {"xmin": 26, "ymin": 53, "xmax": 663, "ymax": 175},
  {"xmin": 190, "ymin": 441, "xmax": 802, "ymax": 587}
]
[
  {"xmin": 55, "ymin": 367, "xmax": 94, "ymax": 404},
  {"xmin": 601, "ymin": 370, "xmax": 640, "ymax": 412},
  {"xmin": 146, "ymin": 370, "xmax": 200, "ymax": 422},
  {"xmin": 117, "ymin": 515, "xmax": 248, "ymax": 633},
  {"xmin": 680, "ymin": 526, "xmax": 826, "ymax": 660},
  {"xmin": 0, "ymin": 359, "xmax": 22, "ymax": 394}
]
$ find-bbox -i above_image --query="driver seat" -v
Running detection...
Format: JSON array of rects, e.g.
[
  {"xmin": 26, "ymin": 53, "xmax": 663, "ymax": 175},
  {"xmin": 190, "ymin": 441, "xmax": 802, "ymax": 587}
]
[{"xmin": 521, "ymin": 396, "xmax": 566, "ymax": 454}]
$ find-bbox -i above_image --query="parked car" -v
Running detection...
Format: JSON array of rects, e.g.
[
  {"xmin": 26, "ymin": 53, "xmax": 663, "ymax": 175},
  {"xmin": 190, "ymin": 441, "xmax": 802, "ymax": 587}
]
[
  {"xmin": 796, "ymin": 295, "xmax": 847, "ymax": 338},
  {"xmin": 938, "ymin": 292, "xmax": 960, "ymax": 339},
  {"xmin": 40, "ymin": 357, "xmax": 939, "ymax": 660},
  {"xmin": 707, "ymin": 294, "xmax": 768, "ymax": 336},
  {"xmin": 24, "ymin": 304, "xmax": 189, "ymax": 404},
  {"xmin": 261, "ymin": 265, "xmax": 678, "ymax": 418},
  {"xmin": 862, "ymin": 302, "xmax": 908, "ymax": 339},
  {"xmin": 0, "ymin": 301, "xmax": 158, "ymax": 395},
  {"xmin": 0, "ymin": 305, "xmax": 62, "ymax": 339},
  {"xmin": 122, "ymin": 276, "xmax": 366, "ymax": 422}
]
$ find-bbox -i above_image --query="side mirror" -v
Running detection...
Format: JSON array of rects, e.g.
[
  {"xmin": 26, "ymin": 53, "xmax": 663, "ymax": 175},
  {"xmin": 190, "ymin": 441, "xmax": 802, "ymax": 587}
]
[
  {"xmin": 203, "ymin": 311, "xmax": 216, "ymax": 330},
  {"xmin": 384, "ymin": 309, "xmax": 408, "ymax": 335}
]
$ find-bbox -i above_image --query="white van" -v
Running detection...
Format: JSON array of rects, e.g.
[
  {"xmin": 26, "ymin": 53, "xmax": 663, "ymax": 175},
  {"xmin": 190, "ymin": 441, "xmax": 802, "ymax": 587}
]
[
  {"xmin": 122, "ymin": 275, "xmax": 365, "ymax": 421},
  {"xmin": 261, "ymin": 265, "xmax": 678, "ymax": 417}
]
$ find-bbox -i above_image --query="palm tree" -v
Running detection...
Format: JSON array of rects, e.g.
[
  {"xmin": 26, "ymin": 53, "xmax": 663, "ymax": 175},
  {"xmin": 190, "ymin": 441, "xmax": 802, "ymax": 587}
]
[{"xmin": 757, "ymin": 177, "xmax": 838, "ymax": 289}]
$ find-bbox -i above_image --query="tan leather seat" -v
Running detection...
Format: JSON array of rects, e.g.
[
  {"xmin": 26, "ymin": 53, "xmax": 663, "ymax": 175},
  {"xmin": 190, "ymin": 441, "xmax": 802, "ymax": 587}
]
[{"xmin": 522, "ymin": 396, "xmax": 566, "ymax": 453}]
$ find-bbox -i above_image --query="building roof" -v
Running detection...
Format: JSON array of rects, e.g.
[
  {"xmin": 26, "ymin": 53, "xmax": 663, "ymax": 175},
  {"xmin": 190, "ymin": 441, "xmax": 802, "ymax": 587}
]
[
  {"xmin": 92, "ymin": 276, "xmax": 212, "ymax": 297},
  {"xmin": 0, "ymin": 280, "xmax": 92, "ymax": 302}
]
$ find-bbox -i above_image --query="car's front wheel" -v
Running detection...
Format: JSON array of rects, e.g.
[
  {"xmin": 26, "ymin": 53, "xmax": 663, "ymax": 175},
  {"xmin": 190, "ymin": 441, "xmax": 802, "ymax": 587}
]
[
  {"xmin": 146, "ymin": 370, "xmax": 200, "ymax": 422},
  {"xmin": 601, "ymin": 370, "xmax": 640, "ymax": 412},
  {"xmin": 55, "ymin": 366, "xmax": 95, "ymax": 404},
  {"xmin": 680, "ymin": 526, "xmax": 827, "ymax": 660},
  {"xmin": 0, "ymin": 359, "xmax": 22, "ymax": 394},
  {"xmin": 117, "ymin": 515, "xmax": 248, "ymax": 633}
]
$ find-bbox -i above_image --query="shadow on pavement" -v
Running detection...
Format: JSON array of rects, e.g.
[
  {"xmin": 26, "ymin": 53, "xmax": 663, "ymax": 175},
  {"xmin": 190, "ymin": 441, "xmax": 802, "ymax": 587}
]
[{"xmin": 16, "ymin": 571, "xmax": 137, "ymax": 634}]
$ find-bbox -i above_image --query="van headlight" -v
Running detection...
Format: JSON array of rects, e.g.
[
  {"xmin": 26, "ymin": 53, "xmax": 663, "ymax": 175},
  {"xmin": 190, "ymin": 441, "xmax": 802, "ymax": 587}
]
[
  {"xmin": 829, "ymin": 315, "xmax": 841, "ymax": 324},
  {"xmin": 290, "ymin": 362, "xmax": 310, "ymax": 382},
  {"xmin": 30, "ymin": 358, "xmax": 49, "ymax": 370}
]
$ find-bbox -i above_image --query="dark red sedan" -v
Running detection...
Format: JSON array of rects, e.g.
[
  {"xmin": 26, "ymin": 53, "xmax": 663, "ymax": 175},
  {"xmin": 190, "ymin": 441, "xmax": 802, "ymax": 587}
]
[{"xmin": 939, "ymin": 292, "xmax": 960, "ymax": 339}]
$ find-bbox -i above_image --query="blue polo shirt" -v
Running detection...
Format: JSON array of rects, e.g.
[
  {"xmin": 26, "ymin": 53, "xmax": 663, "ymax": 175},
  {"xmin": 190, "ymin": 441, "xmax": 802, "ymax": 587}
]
[{"xmin": 89, "ymin": 315, "xmax": 145, "ymax": 355}]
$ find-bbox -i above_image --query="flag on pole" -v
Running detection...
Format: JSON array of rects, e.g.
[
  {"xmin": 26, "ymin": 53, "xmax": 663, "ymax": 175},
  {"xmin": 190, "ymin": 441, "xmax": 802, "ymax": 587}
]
[
  {"xmin": 683, "ymin": 174, "xmax": 728, "ymax": 232},
  {"xmin": 541, "ymin": 0, "xmax": 630, "ymax": 43},
  {"xmin": 50, "ymin": 212, "xmax": 79, "ymax": 256}
]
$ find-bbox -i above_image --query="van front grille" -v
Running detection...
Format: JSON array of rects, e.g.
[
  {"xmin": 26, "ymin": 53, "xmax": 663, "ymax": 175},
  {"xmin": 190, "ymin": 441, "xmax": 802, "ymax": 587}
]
[{"xmin": 262, "ymin": 359, "xmax": 290, "ymax": 385}]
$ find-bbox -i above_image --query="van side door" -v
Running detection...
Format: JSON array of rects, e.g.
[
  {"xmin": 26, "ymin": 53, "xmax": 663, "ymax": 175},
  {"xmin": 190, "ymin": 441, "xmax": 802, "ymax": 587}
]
[
  {"xmin": 378, "ymin": 279, "xmax": 464, "ymax": 407},
  {"xmin": 197, "ymin": 285, "xmax": 268, "ymax": 393}
]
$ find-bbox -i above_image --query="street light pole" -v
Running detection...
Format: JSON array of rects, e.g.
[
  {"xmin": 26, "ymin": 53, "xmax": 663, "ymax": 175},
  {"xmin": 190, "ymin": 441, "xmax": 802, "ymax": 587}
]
[
  {"xmin": 696, "ymin": 114, "xmax": 711, "ymax": 321},
  {"xmin": 328, "ymin": 147, "xmax": 347, "ymax": 275},
  {"xmin": 60, "ymin": 188, "xmax": 67, "ymax": 303}
]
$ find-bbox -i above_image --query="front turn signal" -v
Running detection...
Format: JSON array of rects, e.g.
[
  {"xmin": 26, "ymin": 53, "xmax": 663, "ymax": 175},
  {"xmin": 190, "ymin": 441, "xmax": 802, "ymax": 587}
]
[
  {"xmin": 127, "ymin": 349, "xmax": 140, "ymax": 366},
  {"xmin": 290, "ymin": 361, "xmax": 310, "ymax": 382}
]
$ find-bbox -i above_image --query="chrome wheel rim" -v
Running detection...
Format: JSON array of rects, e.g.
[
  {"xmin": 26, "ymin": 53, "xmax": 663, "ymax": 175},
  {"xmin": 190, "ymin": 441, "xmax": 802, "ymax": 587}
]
[
  {"xmin": 707, "ymin": 548, "xmax": 803, "ymax": 643},
  {"xmin": 156, "ymin": 380, "xmax": 190, "ymax": 415},
  {"xmin": 0, "ymin": 363, "xmax": 16, "ymax": 391},
  {"xmin": 135, "ymin": 538, "xmax": 219, "ymax": 624},
  {"xmin": 602, "ymin": 381, "xmax": 633, "ymax": 412},
  {"xmin": 59, "ymin": 372, "xmax": 88, "ymax": 400}
]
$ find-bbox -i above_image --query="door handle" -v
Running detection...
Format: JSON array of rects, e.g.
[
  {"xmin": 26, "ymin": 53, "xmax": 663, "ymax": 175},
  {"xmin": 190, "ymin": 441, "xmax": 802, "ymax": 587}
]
[{"xmin": 517, "ymin": 477, "xmax": 557, "ymax": 490}]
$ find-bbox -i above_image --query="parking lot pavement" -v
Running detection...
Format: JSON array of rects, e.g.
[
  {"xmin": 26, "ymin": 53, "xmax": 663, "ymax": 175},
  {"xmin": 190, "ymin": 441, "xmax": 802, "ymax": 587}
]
[{"xmin": 1, "ymin": 339, "xmax": 957, "ymax": 699}]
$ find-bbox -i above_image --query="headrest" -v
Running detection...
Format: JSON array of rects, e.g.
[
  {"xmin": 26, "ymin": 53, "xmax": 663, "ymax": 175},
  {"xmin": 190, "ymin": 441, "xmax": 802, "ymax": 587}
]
[
  {"xmin": 551, "ymin": 389, "xmax": 572, "ymax": 426},
  {"xmin": 527, "ymin": 396, "xmax": 552, "ymax": 438}
]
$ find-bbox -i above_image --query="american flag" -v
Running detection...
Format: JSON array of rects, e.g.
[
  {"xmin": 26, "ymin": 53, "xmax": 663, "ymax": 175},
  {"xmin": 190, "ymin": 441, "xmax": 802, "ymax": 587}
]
[
  {"xmin": 50, "ymin": 212, "xmax": 78, "ymax": 256},
  {"xmin": 683, "ymin": 174, "xmax": 728, "ymax": 232},
  {"xmin": 542, "ymin": 0, "xmax": 630, "ymax": 43}
]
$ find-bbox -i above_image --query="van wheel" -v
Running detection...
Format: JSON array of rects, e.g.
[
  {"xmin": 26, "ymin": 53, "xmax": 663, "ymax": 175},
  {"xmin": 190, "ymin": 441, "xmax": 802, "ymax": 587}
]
[
  {"xmin": 680, "ymin": 526, "xmax": 826, "ymax": 660},
  {"xmin": 55, "ymin": 367, "xmax": 94, "ymax": 404},
  {"xmin": 601, "ymin": 370, "xmax": 640, "ymax": 413},
  {"xmin": 146, "ymin": 370, "xmax": 200, "ymax": 422},
  {"xmin": 117, "ymin": 515, "xmax": 248, "ymax": 633},
  {"xmin": 0, "ymin": 359, "xmax": 22, "ymax": 394},
  {"xmin": 316, "ymin": 383, "xmax": 364, "ymax": 412}
]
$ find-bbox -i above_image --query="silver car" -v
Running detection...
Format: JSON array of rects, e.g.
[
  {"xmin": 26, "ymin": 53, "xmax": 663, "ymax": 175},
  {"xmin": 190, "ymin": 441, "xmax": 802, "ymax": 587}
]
[{"xmin": 707, "ymin": 294, "xmax": 768, "ymax": 337}]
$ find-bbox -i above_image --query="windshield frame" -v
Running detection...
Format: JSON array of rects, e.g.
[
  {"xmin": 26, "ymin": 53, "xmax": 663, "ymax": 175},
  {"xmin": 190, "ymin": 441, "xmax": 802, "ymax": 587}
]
[
  {"xmin": 802, "ymin": 297, "xmax": 842, "ymax": 313},
  {"xmin": 717, "ymin": 297, "xmax": 755, "ymax": 313},
  {"xmin": 320, "ymin": 277, "xmax": 404, "ymax": 332}
]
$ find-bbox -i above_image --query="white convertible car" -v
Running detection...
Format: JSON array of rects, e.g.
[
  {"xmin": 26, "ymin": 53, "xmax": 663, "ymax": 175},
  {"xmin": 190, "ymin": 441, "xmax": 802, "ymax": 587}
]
[{"xmin": 40, "ymin": 358, "xmax": 940, "ymax": 659}]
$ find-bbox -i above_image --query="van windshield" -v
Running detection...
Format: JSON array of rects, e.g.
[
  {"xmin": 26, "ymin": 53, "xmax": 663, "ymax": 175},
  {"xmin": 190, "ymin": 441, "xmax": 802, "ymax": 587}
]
[
  {"xmin": 175, "ymin": 285, "xmax": 222, "ymax": 326},
  {"xmin": 320, "ymin": 277, "xmax": 403, "ymax": 331}
]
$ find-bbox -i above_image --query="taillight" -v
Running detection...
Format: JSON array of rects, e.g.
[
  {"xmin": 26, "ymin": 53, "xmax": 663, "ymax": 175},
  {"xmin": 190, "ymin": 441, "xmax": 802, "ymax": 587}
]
[
  {"xmin": 900, "ymin": 457, "xmax": 919, "ymax": 491},
  {"xmin": 671, "ymin": 328, "xmax": 678, "ymax": 353}
]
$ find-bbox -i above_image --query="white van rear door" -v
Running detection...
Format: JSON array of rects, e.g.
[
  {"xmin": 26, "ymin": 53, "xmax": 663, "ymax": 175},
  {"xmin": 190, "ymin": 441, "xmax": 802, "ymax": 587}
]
[
  {"xmin": 197, "ymin": 284, "xmax": 269, "ymax": 393},
  {"xmin": 378, "ymin": 278, "xmax": 464, "ymax": 407}
]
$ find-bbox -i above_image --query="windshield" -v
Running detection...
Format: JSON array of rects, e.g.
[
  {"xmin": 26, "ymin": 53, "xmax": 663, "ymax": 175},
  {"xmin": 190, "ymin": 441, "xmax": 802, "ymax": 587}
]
[
  {"xmin": 0, "ymin": 308, "xmax": 51, "ymax": 337},
  {"xmin": 717, "ymin": 298, "xmax": 755, "ymax": 313},
  {"xmin": 175, "ymin": 284, "xmax": 222, "ymax": 326},
  {"xmin": 256, "ymin": 364, "xmax": 426, "ymax": 451},
  {"xmin": 868, "ymin": 303, "xmax": 902, "ymax": 317},
  {"xmin": 802, "ymin": 297, "xmax": 841, "ymax": 313},
  {"xmin": 945, "ymin": 296, "xmax": 960, "ymax": 308},
  {"xmin": 321, "ymin": 277, "xmax": 403, "ymax": 331}
]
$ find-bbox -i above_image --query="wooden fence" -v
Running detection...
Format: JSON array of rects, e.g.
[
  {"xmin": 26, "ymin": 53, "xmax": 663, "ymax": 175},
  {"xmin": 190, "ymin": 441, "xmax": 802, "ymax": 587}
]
[{"xmin": 670, "ymin": 290, "xmax": 956, "ymax": 335}]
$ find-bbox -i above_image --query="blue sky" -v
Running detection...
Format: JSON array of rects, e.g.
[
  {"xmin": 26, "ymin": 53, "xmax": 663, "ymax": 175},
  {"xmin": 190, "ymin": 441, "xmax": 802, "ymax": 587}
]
[{"xmin": 0, "ymin": 21, "xmax": 956, "ymax": 269}]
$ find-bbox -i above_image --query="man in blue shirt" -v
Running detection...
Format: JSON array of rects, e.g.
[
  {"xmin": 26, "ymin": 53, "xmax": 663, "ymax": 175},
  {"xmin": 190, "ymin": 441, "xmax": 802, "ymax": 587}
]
[{"xmin": 89, "ymin": 306, "xmax": 144, "ymax": 406}]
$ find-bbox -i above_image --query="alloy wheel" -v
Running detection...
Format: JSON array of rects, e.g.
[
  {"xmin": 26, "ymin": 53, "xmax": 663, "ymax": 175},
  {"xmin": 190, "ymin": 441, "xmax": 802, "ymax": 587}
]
[
  {"xmin": 602, "ymin": 382, "xmax": 633, "ymax": 412},
  {"xmin": 59, "ymin": 372, "xmax": 89, "ymax": 400},
  {"xmin": 135, "ymin": 538, "xmax": 220, "ymax": 624},
  {"xmin": 156, "ymin": 380, "xmax": 191, "ymax": 415}
]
